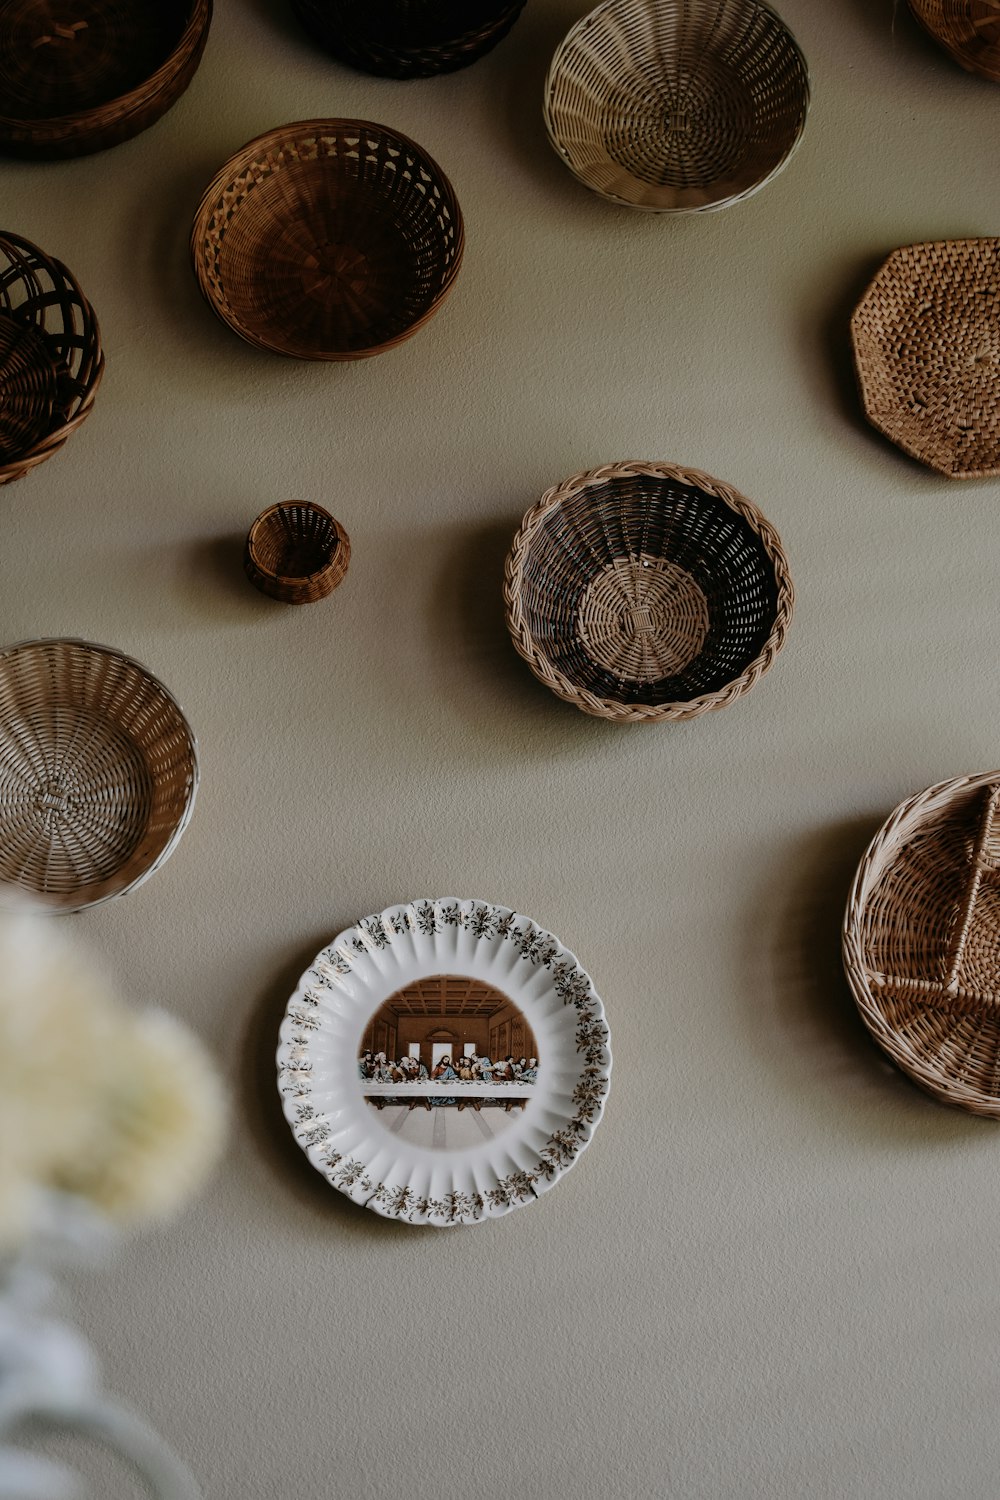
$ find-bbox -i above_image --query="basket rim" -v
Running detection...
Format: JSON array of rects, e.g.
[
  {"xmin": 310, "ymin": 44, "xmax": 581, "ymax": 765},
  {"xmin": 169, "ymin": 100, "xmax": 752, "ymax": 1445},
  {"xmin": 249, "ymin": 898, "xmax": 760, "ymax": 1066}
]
[
  {"xmin": 190, "ymin": 117, "xmax": 465, "ymax": 361},
  {"xmin": 0, "ymin": 636, "xmax": 199, "ymax": 915},
  {"xmin": 503, "ymin": 459, "xmax": 794, "ymax": 723},
  {"xmin": 542, "ymin": 0, "xmax": 811, "ymax": 214},
  {"xmin": 0, "ymin": 0, "xmax": 213, "ymax": 135},
  {"xmin": 246, "ymin": 501, "xmax": 346, "ymax": 583},
  {"xmin": 907, "ymin": 0, "xmax": 1000, "ymax": 80}
]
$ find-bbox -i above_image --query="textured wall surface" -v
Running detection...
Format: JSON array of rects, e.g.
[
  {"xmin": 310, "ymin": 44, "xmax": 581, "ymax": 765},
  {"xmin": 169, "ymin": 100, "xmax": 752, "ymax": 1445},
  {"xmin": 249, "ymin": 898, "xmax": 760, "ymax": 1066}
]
[{"xmin": 8, "ymin": 1, "xmax": 1000, "ymax": 1495}]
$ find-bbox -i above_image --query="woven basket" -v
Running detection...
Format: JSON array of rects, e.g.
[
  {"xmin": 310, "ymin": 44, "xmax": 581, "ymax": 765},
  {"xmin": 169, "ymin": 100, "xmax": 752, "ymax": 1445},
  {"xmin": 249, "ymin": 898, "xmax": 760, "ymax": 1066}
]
[
  {"xmin": 0, "ymin": 639, "xmax": 198, "ymax": 913},
  {"xmin": 191, "ymin": 120, "xmax": 464, "ymax": 360},
  {"xmin": 844, "ymin": 771, "xmax": 1000, "ymax": 1117},
  {"xmin": 852, "ymin": 238, "xmax": 1000, "ymax": 480},
  {"xmin": 504, "ymin": 461, "xmax": 793, "ymax": 722},
  {"xmin": 290, "ymin": 0, "xmax": 526, "ymax": 78},
  {"xmin": 543, "ymin": 0, "xmax": 810, "ymax": 212},
  {"xmin": 0, "ymin": 0, "xmax": 212, "ymax": 159},
  {"xmin": 0, "ymin": 232, "xmax": 103, "ymax": 486},
  {"xmin": 245, "ymin": 502, "xmax": 351, "ymax": 604},
  {"xmin": 909, "ymin": 0, "xmax": 1000, "ymax": 81}
]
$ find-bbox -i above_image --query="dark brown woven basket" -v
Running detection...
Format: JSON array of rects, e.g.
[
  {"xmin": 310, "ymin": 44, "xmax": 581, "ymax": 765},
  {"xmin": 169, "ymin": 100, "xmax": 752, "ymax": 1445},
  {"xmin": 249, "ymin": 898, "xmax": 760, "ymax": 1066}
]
[
  {"xmin": 245, "ymin": 503, "xmax": 351, "ymax": 604},
  {"xmin": 289, "ymin": 0, "xmax": 526, "ymax": 78},
  {"xmin": 909, "ymin": 0, "xmax": 1000, "ymax": 82},
  {"xmin": 504, "ymin": 461, "xmax": 793, "ymax": 722},
  {"xmin": 0, "ymin": 0, "xmax": 212, "ymax": 159},
  {"xmin": 191, "ymin": 120, "xmax": 464, "ymax": 360},
  {"xmin": 0, "ymin": 232, "xmax": 103, "ymax": 485}
]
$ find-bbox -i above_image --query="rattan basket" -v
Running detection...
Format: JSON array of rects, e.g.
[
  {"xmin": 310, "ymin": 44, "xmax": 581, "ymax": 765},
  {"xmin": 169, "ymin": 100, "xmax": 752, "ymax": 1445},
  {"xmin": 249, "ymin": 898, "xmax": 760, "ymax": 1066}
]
[
  {"xmin": 290, "ymin": 0, "xmax": 526, "ymax": 77},
  {"xmin": 0, "ymin": 232, "xmax": 103, "ymax": 485},
  {"xmin": 852, "ymin": 238, "xmax": 1000, "ymax": 480},
  {"xmin": 0, "ymin": 639, "xmax": 198, "ymax": 913},
  {"xmin": 0, "ymin": 0, "xmax": 212, "ymax": 159},
  {"xmin": 245, "ymin": 502, "xmax": 351, "ymax": 604},
  {"xmin": 543, "ymin": 0, "xmax": 810, "ymax": 212},
  {"xmin": 844, "ymin": 771, "xmax": 1000, "ymax": 1117},
  {"xmin": 504, "ymin": 461, "xmax": 793, "ymax": 722},
  {"xmin": 909, "ymin": 0, "xmax": 1000, "ymax": 81},
  {"xmin": 191, "ymin": 120, "xmax": 464, "ymax": 360}
]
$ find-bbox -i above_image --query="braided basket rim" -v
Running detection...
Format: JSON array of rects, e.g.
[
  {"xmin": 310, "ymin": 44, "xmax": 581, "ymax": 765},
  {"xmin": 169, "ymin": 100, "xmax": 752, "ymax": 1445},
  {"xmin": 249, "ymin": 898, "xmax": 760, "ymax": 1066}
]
[{"xmin": 503, "ymin": 460, "xmax": 794, "ymax": 723}]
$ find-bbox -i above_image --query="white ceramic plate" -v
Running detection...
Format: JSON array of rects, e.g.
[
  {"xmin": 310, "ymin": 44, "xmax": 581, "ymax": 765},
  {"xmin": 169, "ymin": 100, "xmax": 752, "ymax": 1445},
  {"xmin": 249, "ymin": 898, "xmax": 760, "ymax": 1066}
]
[{"xmin": 276, "ymin": 898, "xmax": 612, "ymax": 1226}]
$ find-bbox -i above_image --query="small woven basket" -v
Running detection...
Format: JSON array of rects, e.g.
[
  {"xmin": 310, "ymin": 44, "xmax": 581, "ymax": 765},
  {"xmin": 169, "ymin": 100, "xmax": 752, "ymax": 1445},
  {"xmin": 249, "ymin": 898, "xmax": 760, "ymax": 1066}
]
[
  {"xmin": 844, "ymin": 771, "xmax": 1000, "ymax": 1117},
  {"xmin": 191, "ymin": 119, "xmax": 464, "ymax": 360},
  {"xmin": 544, "ymin": 0, "xmax": 810, "ymax": 212},
  {"xmin": 0, "ymin": 639, "xmax": 198, "ymax": 913},
  {"xmin": 852, "ymin": 238, "xmax": 1000, "ymax": 480},
  {"xmin": 0, "ymin": 0, "xmax": 212, "ymax": 159},
  {"xmin": 504, "ymin": 461, "xmax": 793, "ymax": 722},
  {"xmin": 290, "ymin": 0, "xmax": 526, "ymax": 78},
  {"xmin": 245, "ymin": 502, "xmax": 351, "ymax": 604},
  {"xmin": 0, "ymin": 232, "xmax": 103, "ymax": 486},
  {"xmin": 909, "ymin": 0, "xmax": 1000, "ymax": 81}
]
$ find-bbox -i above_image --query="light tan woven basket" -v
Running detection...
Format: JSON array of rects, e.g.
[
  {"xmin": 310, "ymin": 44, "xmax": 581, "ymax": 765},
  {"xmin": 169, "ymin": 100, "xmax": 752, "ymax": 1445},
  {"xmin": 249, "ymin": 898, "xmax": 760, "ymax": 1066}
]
[
  {"xmin": 844, "ymin": 771, "xmax": 1000, "ymax": 1117},
  {"xmin": 543, "ymin": 0, "xmax": 810, "ymax": 212},
  {"xmin": 909, "ymin": 0, "xmax": 1000, "ymax": 82},
  {"xmin": 851, "ymin": 238, "xmax": 1000, "ymax": 480},
  {"xmin": 504, "ymin": 461, "xmax": 793, "ymax": 722}
]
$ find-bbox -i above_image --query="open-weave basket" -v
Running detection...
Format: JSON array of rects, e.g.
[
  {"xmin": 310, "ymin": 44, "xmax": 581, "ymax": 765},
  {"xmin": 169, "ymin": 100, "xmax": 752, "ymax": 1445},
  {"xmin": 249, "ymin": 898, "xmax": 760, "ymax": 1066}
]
[
  {"xmin": 245, "ymin": 502, "xmax": 351, "ymax": 604},
  {"xmin": 909, "ymin": 0, "xmax": 1000, "ymax": 82},
  {"xmin": 844, "ymin": 771, "xmax": 1000, "ymax": 1117},
  {"xmin": 852, "ymin": 238, "xmax": 1000, "ymax": 480},
  {"xmin": 0, "ymin": 232, "xmax": 103, "ymax": 485},
  {"xmin": 504, "ymin": 461, "xmax": 793, "ymax": 722},
  {"xmin": 191, "ymin": 119, "xmax": 464, "ymax": 360},
  {"xmin": 0, "ymin": 0, "xmax": 212, "ymax": 159},
  {"xmin": 290, "ymin": 0, "xmax": 526, "ymax": 78},
  {"xmin": 543, "ymin": 0, "xmax": 810, "ymax": 212},
  {"xmin": 0, "ymin": 639, "xmax": 198, "ymax": 913}
]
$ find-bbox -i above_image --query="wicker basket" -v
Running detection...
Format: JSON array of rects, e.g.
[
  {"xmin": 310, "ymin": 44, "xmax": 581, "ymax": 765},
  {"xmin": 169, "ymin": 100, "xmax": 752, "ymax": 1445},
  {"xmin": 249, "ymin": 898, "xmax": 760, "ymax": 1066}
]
[
  {"xmin": 191, "ymin": 120, "xmax": 464, "ymax": 360},
  {"xmin": 909, "ymin": 0, "xmax": 1000, "ymax": 82},
  {"xmin": 543, "ymin": 0, "xmax": 810, "ymax": 212},
  {"xmin": 0, "ymin": 0, "xmax": 212, "ymax": 159},
  {"xmin": 852, "ymin": 238, "xmax": 1000, "ymax": 480},
  {"xmin": 504, "ymin": 461, "xmax": 793, "ymax": 722},
  {"xmin": 844, "ymin": 771, "xmax": 1000, "ymax": 1117},
  {"xmin": 245, "ymin": 503, "xmax": 351, "ymax": 604},
  {"xmin": 0, "ymin": 232, "xmax": 103, "ymax": 486},
  {"xmin": 290, "ymin": 0, "xmax": 526, "ymax": 78},
  {"xmin": 0, "ymin": 639, "xmax": 198, "ymax": 913}
]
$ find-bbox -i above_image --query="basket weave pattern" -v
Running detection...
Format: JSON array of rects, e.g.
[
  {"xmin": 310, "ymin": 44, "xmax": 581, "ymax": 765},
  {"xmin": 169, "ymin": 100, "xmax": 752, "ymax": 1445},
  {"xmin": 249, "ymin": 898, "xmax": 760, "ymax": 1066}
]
[
  {"xmin": 504, "ymin": 461, "xmax": 793, "ymax": 722},
  {"xmin": 909, "ymin": 0, "xmax": 1000, "ymax": 81},
  {"xmin": 245, "ymin": 503, "xmax": 351, "ymax": 604},
  {"xmin": 844, "ymin": 772, "xmax": 1000, "ymax": 1116},
  {"xmin": 0, "ymin": 639, "xmax": 198, "ymax": 912},
  {"xmin": 543, "ymin": 0, "xmax": 810, "ymax": 212},
  {"xmin": 290, "ymin": 0, "xmax": 526, "ymax": 78}
]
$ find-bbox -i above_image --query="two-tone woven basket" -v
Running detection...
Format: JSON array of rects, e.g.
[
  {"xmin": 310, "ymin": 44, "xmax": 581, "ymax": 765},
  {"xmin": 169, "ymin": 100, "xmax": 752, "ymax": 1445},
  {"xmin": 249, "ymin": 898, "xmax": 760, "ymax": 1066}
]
[
  {"xmin": 909, "ymin": 0, "xmax": 1000, "ymax": 82},
  {"xmin": 290, "ymin": 0, "xmax": 526, "ymax": 77},
  {"xmin": 245, "ymin": 503, "xmax": 351, "ymax": 604},
  {"xmin": 504, "ymin": 461, "xmax": 793, "ymax": 722},
  {"xmin": 844, "ymin": 772, "xmax": 1000, "ymax": 1116}
]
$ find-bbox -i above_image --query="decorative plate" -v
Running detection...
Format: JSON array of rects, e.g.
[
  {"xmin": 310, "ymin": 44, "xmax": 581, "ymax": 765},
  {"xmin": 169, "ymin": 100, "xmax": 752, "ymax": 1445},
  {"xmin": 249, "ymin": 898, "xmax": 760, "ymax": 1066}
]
[{"xmin": 276, "ymin": 899, "xmax": 612, "ymax": 1225}]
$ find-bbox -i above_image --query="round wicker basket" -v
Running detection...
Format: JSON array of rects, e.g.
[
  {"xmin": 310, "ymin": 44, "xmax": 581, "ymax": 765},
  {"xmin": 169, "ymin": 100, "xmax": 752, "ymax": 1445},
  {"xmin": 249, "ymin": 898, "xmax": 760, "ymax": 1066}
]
[
  {"xmin": 0, "ymin": 232, "xmax": 104, "ymax": 486},
  {"xmin": 191, "ymin": 119, "xmax": 464, "ymax": 360},
  {"xmin": 844, "ymin": 771, "xmax": 1000, "ymax": 1117},
  {"xmin": 0, "ymin": 0, "xmax": 212, "ymax": 159},
  {"xmin": 504, "ymin": 461, "xmax": 793, "ymax": 722},
  {"xmin": 909, "ymin": 0, "xmax": 1000, "ymax": 82},
  {"xmin": 290, "ymin": 0, "xmax": 526, "ymax": 78},
  {"xmin": 543, "ymin": 0, "xmax": 810, "ymax": 212},
  {"xmin": 0, "ymin": 639, "xmax": 199, "ymax": 913},
  {"xmin": 245, "ymin": 502, "xmax": 351, "ymax": 604}
]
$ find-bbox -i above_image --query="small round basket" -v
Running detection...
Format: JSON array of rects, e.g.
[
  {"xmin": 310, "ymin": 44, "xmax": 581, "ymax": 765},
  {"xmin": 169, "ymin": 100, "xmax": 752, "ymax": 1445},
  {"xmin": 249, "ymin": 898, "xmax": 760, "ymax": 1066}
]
[
  {"xmin": 909, "ymin": 0, "xmax": 1000, "ymax": 82},
  {"xmin": 0, "ymin": 639, "xmax": 198, "ymax": 913},
  {"xmin": 0, "ymin": 231, "xmax": 103, "ymax": 486},
  {"xmin": 245, "ymin": 502, "xmax": 351, "ymax": 604},
  {"xmin": 844, "ymin": 771, "xmax": 1000, "ymax": 1117},
  {"xmin": 0, "ymin": 0, "xmax": 212, "ymax": 160},
  {"xmin": 191, "ymin": 119, "xmax": 464, "ymax": 360},
  {"xmin": 289, "ymin": 0, "xmax": 526, "ymax": 78},
  {"xmin": 544, "ymin": 0, "xmax": 810, "ymax": 212},
  {"xmin": 504, "ymin": 461, "xmax": 793, "ymax": 722}
]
